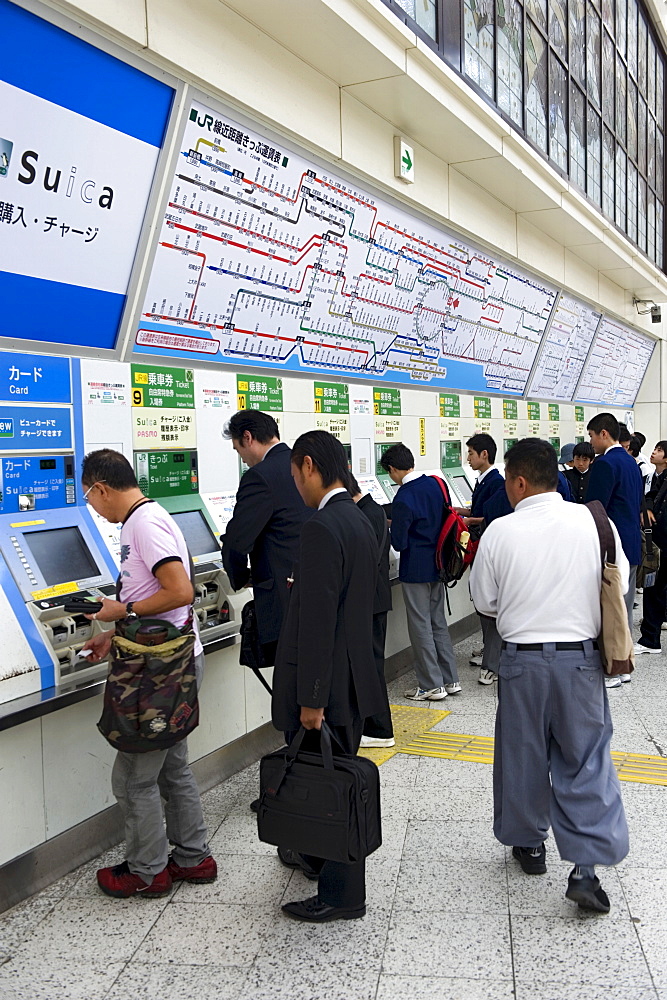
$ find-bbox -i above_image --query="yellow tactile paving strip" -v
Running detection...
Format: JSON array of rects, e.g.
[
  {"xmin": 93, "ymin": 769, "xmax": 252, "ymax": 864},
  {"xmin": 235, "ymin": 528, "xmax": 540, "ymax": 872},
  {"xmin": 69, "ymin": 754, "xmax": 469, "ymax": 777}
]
[
  {"xmin": 357, "ymin": 704, "xmax": 450, "ymax": 765},
  {"xmin": 397, "ymin": 729, "xmax": 667, "ymax": 786}
]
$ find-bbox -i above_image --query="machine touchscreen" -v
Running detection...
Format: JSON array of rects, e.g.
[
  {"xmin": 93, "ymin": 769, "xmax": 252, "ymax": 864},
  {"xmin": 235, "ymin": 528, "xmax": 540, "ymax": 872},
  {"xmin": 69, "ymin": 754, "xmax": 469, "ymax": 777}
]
[
  {"xmin": 23, "ymin": 526, "xmax": 101, "ymax": 587},
  {"xmin": 171, "ymin": 510, "xmax": 219, "ymax": 558},
  {"xmin": 453, "ymin": 475, "xmax": 473, "ymax": 505}
]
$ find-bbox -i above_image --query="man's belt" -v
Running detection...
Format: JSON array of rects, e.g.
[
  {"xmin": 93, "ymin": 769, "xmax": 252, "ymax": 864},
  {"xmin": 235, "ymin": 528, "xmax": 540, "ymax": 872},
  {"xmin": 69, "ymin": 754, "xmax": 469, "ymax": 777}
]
[{"xmin": 501, "ymin": 641, "xmax": 599, "ymax": 651}]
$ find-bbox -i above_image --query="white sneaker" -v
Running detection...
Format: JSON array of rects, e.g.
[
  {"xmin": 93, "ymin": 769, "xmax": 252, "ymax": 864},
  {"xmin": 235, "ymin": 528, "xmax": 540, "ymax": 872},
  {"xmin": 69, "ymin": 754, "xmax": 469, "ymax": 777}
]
[
  {"xmin": 469, "ymin": 656, "xmax": 483, "ymax": 667},
  {"xmin": 619, "ymin": 674, "xmax": 632, "ymax": 684},
  {"xmin": 404, "ymin": 685, "xmax": 448, "ymax": 701},
  {"xmin": 360, "ymin": 735, "xmax": 396, "ymax": 748},
  {"xmin": 605, "ymin": 675, "xmax": 622, "ymax": 689},
  {"xmin": 472, "ymin": 646, "xmax": 484, "ymax": 657},
  {"xmin": 445, "ymin": 682, "xmax": 462, "ymax": 695},
  {"xmin": 634, "ymin": 643, "xmax": 662, "ymax": 655},
  {"xmin": 478, "ymin": 669, "xmax": 497, "ymax": 685}
]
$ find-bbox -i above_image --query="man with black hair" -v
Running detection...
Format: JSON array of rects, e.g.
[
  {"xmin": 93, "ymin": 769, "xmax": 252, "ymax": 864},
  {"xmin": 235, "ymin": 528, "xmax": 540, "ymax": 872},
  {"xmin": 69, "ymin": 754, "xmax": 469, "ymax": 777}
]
[
  {"xmin": 618, "ymin": 423, "xmax": 632, "ymax": 449},
  {"xmin": 454, "ymin": 433, "xmax": 505, "ymax": 525},
  {"xmin": 587, "ymin": 412, "xmax": 643, "ymax": 656},
  {"xmin": 221, "ymin": 409, "xmax": 311, "ymax": 666},
  {"xmin": 380, "ymin": 443, "xmax": 460, "ymax": 701},
  {"xmin": 347, "ymin": 473, "xmax": 394, "ymax": 748},
  {"xmin": 79, "ymin": 450, "xmax": 216, "ymax": 899},
  {"xmin": 273, "ymin": 430, "xmax": 385, "ymax": 922},
  {"xmin": 470, "ymin": 438, "xmax": 629, "ymax": 914}
]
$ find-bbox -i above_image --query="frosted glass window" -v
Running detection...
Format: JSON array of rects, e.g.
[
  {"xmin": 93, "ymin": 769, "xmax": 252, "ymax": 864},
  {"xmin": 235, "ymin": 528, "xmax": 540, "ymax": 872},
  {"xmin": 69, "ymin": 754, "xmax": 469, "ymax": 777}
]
[
  {"xmin": 550, "ymin": 53, "xmax": 568, "ymax": 170},
  {"xmin": 497, "ymin": 0, "xmax": 524, "ymax": 124},
  {"xmin": 602, "ymin": 30, "xmax": 615, "ymax": 126},
  {"xmin": 603, "ymin": 127, "xmax": 615, "ymax": 218},
  {"xmin": 571, "ymin": 83, "xmax": 587, "ymax": 188},
  {"xmin": 627, "ymin": 160, "xmax": 638, "ymax": 242},
  {"xmin": 549, "ymin": 0, "xmax": 567, "ymax": 61},
  {"xmin": 526, "ymin": 0, "xmax": 547, "ymax": 31},
  {"xmin": 657, "ymin": 201, "xmax": 663, "ymax": 269},
  {"xmin": 587, "ymin": 4, "xmax": 602, "ymax": 108},
  {"xmin": 616, "ymin": 0, "xmax": 627, "ymax": 57},
  {"xmin": 616, "ymin": 53, "xmax": 627, "ymax": 146},
  {"xmin": 394, "ymin": 0, "xmax": 437, "ymax": 39},
  {"xmin": 464, "ymin": 0, "xmax": 495, "ymax": 98},
  {"xmin": 638, "ymin": 175, "xmax": 647, "ymax": 250},
  {"xmin": 657, "ymin": 129, "xmax": 664, "ymax": 195},
  {"xmin": 627, "ymin": 78, "xmax": 638, "ymax": 162},
  {"xmin": 638, "ymin": 13, "xmax": 647, "ymax": 93},
  {"xmin": 627, "ymin": 0, "xmax": 638, "ymax": 79},
  {"xmin": 569, "ymin": 0, "xmax": 586, "ymax": 82},
  {"xmin": 615, "ymin": 145, "xmax": 627, "ymax": 229},
  {"xmin": 638, "ymin": 97, "xmax": 647, "ymax": 173},
  {"xmin": 648, "ymin": 190, "xmax": 656, "ymax": 261},
  {"xmin": 526, "ymin": 19, "xmax": 548, "ymax": 150}
]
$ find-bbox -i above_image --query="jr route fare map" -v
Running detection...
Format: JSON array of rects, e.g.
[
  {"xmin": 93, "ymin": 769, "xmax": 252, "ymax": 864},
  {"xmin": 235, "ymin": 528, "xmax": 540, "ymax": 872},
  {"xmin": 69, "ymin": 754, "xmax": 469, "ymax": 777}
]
[{"xmin": 134, "ymin": 99, "xmax": 559, "ymax": 394}]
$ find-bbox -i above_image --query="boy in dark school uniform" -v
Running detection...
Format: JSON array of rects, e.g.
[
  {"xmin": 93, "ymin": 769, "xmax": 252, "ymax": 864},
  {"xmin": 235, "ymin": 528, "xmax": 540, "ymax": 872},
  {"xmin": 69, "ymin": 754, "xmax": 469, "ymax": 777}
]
[{"xmin": 564, "ymin": 442, "xmax": 595, "ymax": 503}]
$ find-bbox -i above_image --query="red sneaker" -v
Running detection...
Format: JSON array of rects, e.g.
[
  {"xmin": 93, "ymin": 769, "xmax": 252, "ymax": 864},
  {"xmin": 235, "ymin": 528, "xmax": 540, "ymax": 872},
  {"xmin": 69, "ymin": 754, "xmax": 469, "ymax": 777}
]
[
  {"xmin": 167, "ymin": 855, "xmax": 218, "ymax": 884},
  {"xmin": 97, "ymin": 860, "xmax": 172, "ymax": 898}
]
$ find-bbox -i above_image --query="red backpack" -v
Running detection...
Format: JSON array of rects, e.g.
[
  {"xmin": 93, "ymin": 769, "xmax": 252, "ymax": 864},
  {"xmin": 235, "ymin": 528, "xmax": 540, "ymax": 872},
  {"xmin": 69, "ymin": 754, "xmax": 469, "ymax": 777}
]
[{"xmin": 431, "ymin": 475, "xmax": 479, "ymax": 586}]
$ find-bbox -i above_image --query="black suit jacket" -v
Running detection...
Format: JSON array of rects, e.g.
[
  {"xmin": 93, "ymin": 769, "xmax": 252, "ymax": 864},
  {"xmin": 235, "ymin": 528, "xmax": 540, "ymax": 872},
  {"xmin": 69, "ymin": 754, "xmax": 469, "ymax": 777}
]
[
  {"xmin": 221, "ymin": 443, "xmax": 311, "ymax": 645},
  {"xmin": 357, "ymin": 492, "xmax": 392, "ymax": 615},
  {"xmin": 272, "ymin": 492, "xmax": 387, "ymax": 731}
]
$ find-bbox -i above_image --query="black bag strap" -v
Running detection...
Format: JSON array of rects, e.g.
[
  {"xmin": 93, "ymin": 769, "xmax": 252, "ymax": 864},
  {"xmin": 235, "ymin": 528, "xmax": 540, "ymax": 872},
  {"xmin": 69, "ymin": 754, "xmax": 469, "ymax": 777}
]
[{"xmin": 586, "ymin": 500, "xmax": 616, "ymax": 569}]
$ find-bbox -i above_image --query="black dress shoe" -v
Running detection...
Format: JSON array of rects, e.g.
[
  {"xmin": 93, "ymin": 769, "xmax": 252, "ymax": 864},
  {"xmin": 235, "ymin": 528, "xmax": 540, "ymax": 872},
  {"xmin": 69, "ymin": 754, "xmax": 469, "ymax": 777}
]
[
  {"xmin": 282, "ymin": 895, "xmax": 366, "ymax": 922},
  {"xmin": 512, "ymin": 843, "xmax": 547, "ymax": 874},
  {"xmin": 566, "ymin": 871, "xmax": 611, "ymax": 913},
  {"xmin": 277, "ymin": 847, "xmax": 319, "ymax": 880},
  {"xmin": 250, "ymin": 798, "xmax": 259, "ymax": 814}
]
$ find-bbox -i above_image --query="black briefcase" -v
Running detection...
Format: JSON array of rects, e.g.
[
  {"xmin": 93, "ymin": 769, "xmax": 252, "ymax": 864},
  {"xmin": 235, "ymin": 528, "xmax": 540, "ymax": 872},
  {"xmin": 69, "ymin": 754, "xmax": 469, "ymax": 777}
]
[{"xmin": 257, "ymin": 724, "xmax": 382, "ymax": 864}]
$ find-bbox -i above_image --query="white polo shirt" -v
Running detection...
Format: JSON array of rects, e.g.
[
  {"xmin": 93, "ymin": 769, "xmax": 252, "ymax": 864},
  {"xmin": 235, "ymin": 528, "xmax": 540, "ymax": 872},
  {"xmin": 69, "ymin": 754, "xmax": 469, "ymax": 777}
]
[{"xmin": 470, "ymin": 492, "xmax": 629, "ymax": 643}]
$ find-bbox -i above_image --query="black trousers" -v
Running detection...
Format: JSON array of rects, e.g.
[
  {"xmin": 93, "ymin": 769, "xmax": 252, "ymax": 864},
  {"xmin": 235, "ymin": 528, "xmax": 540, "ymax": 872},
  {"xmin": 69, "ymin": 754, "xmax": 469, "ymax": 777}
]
[
  {"xmin": 363, "ymin": 612, "xmax": 394, "ymax": 739},
  {"xmin": 285, "ymin": 720, "xmax": 366, "ymax": 908},
  {"xmin": 639, "ymin": 552, "xmax": 667, "ymax": 648}
]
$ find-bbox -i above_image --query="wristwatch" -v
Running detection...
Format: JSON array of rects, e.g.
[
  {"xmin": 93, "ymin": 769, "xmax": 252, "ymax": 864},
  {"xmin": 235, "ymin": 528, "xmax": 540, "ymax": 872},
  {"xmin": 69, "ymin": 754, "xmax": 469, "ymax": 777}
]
[{"xmin": 125, "ymin": 601, "xmax": 138, "ymax": 619}]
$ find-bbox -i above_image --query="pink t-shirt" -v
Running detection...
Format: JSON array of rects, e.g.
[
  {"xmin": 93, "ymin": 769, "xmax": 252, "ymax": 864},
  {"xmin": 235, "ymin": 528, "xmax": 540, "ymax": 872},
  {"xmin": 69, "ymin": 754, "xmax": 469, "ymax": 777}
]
[{"xmin": 119, "ymin": 501, "xmax": 202, "ymax": 655}]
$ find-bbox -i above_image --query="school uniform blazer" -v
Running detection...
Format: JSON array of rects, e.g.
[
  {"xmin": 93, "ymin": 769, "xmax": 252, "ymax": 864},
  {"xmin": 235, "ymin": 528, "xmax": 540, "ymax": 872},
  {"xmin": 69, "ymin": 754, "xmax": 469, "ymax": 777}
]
[
  {"xmin": 357, "ymin": 492, "xmax": 392, "ymax": 615},
  {"xmin": 470, "ymin": 468, "xmax": 505, "ymax": 517},
  {"xmin": 586, "ymin": 445, "xmax": 643, "ymax": 565},
  {"xmin": 221, "ymin": 443, "xmax": 312, "ymax": 645},
  {"xmin": 271, "ymin": 492, "xmax": 386, "ymax": 732},
  {"xmin": 390, "ymin": 474, "xmax": 444, "ymax": 584}
]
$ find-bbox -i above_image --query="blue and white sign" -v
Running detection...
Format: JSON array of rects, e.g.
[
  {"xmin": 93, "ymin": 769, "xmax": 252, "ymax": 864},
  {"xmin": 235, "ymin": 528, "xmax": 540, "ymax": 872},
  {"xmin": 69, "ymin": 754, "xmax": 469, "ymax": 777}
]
[
  {"xmin": 0, "ymin": 352, "xmax": 71, "ymax": 402},
  {"xmin": 0, "ymin": 0, "xmax": 174, "ymax": 350},
  {"xmin": 0, "ymin": 453, "xmax": 76, "ymax": 513},
  {"xmin": 0, "ymin": 404, "xmax": 72, "ymax": 451}
]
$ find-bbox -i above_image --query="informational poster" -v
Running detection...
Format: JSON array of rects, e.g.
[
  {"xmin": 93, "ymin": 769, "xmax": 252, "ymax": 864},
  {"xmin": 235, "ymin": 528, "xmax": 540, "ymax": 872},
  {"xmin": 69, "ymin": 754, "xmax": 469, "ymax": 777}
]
[
  {"xmin": 356, "ymin": 476, "xmax": 388, "ymax": 505},
  {"xmin": 134, "ymin": 96, "xmax": 556, "ymax": 395},
  {"xmin": 374, "ymin": 417, "xmax": 402, "ymax": 443},
  {"xmin": 0, "ymin": 352, "xmax": 70, "ymax": 403},
  {"xmin": 0, "ymin": 0, "xmax": 173, "ymax": 350},
  {"xmin": 236, "ymin": 375, "xmax": 282, "ymax": 412},
  {"xmin": 374, "ymin": 387, "xmax": 401, "ymax": 416},
  {"xmin": 134, "ymin": 450, "xmax": 198, "ymax": 497},
  {"xmin": 83, "ymin": 362, "xmax": 129, "ymax": 405},
  {"xmin": 314, "ymin": 382, "xmax": 349, "ymax": 414},
  {"xmin": 575, "ymin": 318, "xmax": 656, "ymax": 407},
  {"xmin": 131, "ymin": 408, "xmax": 196, "ymax": 450},
  {"xmin": 440, "ymin": 418, "xmax": 460, "ymax": 439},
  {"xmin": 527, "ymin": 295, "xmax": 601, "ymax": 402},
  {"xmin": 201, "ymin": 491, "xmax": 237, "ymax": 535},
  {"xmin": 0, "ymin": 404, "xmax": 72, "ymax": 451},
  {"xmin": 314, "ymin": 414, "xmax": 350, "ymax": 442},
  {"xmin": 131, "ymin": 365, "xmax": 195, "ymax": 409}
]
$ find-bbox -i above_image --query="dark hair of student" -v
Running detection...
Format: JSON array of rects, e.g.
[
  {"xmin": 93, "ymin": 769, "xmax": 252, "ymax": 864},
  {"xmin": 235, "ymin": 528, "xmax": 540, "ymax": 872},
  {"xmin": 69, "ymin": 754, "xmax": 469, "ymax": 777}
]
[
  {"xmin": 628, "ymin": 435, "xmax": 642, "ymax": 457},
  {"xmin": 466, "ymin": 433, "xmax": 497, "ymax": 464},
  {"xmin": 655, "ymin": 440, "xmax": 667, "ymax": 455},
  {"xmin": 504, "ymin": 438, "xmax": 559, "ymax": 490},
  {"xmin": 346, "ymin": 472, "xmax": 361, "ymax": 496},
  {"xmin": 224, "ymin": 409, "xmax": 280, "ymax": 444},
  {"xmin": 380, "ymin": 443, "xmax": 414, "ymax": 472},
  {"xmin": 634, "ymin": 431, "xmax": 647, "ymax": 448},
  {"xmin": 586, "ymin": 412, "xmax": 620, "ymax": 440},
  {"xmin": 572, "ymin": 441, "xmax": 595, "ymax": 460},
  {"xmin": 81, "ymin": 449, "xmax": 139, "ymax": 491},
  {"xmin": 291, "ymin": 430, "xmax": 350, "ymax": 489},
  {"xmin": 617, "ymin": 423, "xmax": 632, "ymax": 443}
]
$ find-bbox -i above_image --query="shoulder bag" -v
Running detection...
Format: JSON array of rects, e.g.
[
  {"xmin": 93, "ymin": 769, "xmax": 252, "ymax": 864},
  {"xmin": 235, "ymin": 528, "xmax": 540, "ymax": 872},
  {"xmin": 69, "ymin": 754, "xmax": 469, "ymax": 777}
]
[{"xmin": 586, "ymin": 501, "xmax": 634, "ymax": 677}]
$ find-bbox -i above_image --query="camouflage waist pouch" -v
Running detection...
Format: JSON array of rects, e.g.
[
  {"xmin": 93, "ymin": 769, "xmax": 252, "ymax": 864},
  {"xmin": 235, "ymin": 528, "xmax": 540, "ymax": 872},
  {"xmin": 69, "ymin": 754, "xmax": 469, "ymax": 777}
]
[{"xmin": 97, "ymin": 617, "xmax": 199, "ymax": 753}]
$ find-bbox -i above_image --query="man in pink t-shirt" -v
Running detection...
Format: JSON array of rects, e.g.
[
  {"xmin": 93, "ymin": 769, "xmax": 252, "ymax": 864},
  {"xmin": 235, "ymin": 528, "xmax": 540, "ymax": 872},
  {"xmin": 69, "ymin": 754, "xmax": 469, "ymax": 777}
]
[{"xmin": 81, "ymin": 449, "xmax": 216, "ymax": 899}]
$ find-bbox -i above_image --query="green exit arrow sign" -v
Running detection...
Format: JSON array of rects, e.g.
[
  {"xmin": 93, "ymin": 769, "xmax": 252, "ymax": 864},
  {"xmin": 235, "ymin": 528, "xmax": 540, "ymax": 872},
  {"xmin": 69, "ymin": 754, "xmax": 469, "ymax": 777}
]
[{"xmin": 394, "ymin": 136, "xmax": 415, "ymax": 184}]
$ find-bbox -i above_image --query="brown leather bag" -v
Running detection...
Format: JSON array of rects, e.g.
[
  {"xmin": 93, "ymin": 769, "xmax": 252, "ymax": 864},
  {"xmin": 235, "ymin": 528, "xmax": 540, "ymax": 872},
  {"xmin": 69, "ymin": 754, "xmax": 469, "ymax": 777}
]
[{"xmin": 586, "ymin": 501, "xmax": 635, "ymax": 677}]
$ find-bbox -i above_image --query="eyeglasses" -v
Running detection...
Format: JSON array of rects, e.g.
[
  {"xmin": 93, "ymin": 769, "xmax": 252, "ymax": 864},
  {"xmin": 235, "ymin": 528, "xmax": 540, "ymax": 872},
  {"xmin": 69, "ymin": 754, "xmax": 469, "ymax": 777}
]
[{"xmin": 83, "ymin": 480, "xmax": 106, "ymax": 502}]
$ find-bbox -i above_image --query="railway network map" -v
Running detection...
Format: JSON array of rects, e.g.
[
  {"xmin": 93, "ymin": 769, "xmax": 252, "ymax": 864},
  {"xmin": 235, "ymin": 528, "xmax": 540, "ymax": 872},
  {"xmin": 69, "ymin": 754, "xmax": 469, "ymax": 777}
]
[
  {"xmin": 576, "ymin": 317, "xmax": 655, "ymax": 407},
  {"xmin": 134, "ymin": 99, "xmax": 557, "ymax": 394},
  {"xmin": 527, "ymin": 294, "xmax": 601, "ymax": 402}
]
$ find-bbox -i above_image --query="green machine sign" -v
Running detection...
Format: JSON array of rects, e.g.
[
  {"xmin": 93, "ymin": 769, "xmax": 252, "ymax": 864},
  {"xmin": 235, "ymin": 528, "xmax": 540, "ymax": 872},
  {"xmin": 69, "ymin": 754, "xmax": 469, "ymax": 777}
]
[
  {"xmin": 134, "ymin": 450, "xmax": 199, "ymax": 498},
  {"xmin": 373, "ymin": 386, "xmax": 401, "ymax": 416},
  {"xmin": 474, "ymin": 396, "xmax": 491, "ymax": 420},
  {"xmin": 131, "ymin": 365, "xmax": 194, "ymax": 409},
  {"xmin": 548, "ymin": 404, "xmax": 560, "ymax": 421},
  {"xmin": 440, "ymin": 440, "xmax": 462, "ymax": 469},
  {"xmin": 575, "ymin": 406, "xmax": 585, "ymax": 422},
  {"xmin": 527, "ymin": 402, "xmax": 541, "ymax": 421},
  {"xmin": 237, "ymin": 375, "xmax": 283, "ymax": 411},
  {"xmin": 503, "ymin": 399, "xmax": 518, "ymax": 420},
  {"xmin": 314, "ymin": 382, "xmax": 349, "ymax": 414},
  {"xmin": 439, "ymin": 393, "xmax": 460, "ymax": 418}
]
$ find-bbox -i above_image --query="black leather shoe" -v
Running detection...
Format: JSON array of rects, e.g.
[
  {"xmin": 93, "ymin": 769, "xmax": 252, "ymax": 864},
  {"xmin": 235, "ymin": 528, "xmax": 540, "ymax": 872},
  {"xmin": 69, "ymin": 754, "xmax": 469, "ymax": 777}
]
[
  {"xmin": 277, "ymin": 847, "xmax": 319, "ymax": 880},
  {"xmin": 512, "ymin": 843, "xmax": 547, "ymax": 874},
  {"xmin": 566, "ymin": 871, "xmax": 611, "ymax": 913},
  {"xmin": 250, "ymin": 798, "xmax": 259, "ymax": 814},
  {"xmin": 282, "ymin": 895, "xmax": 366, "ymax": 922}
]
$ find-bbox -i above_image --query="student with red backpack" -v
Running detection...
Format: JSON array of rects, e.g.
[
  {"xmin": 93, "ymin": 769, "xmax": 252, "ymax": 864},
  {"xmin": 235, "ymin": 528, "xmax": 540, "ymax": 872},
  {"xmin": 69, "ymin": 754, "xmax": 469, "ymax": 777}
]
[{"xmin": 380, "ymin": 443, "xmax": 461, "ymax": 700}]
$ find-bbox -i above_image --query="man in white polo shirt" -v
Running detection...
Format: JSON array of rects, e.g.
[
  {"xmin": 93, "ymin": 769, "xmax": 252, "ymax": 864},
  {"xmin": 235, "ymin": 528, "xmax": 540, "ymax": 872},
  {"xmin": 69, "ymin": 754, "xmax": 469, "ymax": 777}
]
[{"xmin": 470, "ymin": 438, "xmax": 629, "ymax": 913}]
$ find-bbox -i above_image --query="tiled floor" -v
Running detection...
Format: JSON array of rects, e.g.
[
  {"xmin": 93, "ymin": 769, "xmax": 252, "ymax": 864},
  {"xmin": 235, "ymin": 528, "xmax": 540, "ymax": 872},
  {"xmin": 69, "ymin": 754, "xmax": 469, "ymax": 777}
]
[{"xmin": 2, "ymin": 619, "xmax": 667, "ymax": 1000}]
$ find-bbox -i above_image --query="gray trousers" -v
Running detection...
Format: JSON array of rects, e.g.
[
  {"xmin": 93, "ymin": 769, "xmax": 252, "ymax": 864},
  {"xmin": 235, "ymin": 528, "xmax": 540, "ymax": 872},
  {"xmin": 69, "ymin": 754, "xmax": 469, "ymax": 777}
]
[
  {"xmin": 624, "ymin": 565, "xmax": 637, "ymax": 633},
  {"xmin": 493, "ymin": 642, "xmax": 629, "ymax": 867},
  {"xmin": 111, "ymin": 652, "xmax": 210, "ymax": 879},
  {"xmin": 480, "ymin": 614, "xmax": 502, "ymax": 672},
  {"xmin": 402, "ymin": 581, "xmax": 459, "ymax": 689}
]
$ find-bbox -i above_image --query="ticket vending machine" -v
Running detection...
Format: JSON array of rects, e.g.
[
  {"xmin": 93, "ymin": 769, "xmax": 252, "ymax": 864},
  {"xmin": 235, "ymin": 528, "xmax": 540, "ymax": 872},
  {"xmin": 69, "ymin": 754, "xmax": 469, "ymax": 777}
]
[
  {"xmin": 374, "ymin": 442, "xmax": 401, "ymax": 503},
  {"xmin": 357, "ymin": 475, "xmax": 399, "ymax": 580}
]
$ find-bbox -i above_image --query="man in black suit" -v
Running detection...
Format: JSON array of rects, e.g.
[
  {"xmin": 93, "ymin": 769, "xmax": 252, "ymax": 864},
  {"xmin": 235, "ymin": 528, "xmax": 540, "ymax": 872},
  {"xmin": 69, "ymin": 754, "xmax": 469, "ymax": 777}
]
[
  {"xmin": 274, "ymin": 430, "xmax": 386, "ymax": 923},
  {"xmin": 221, "ymin": 410, "xmax": 311, "ymax": 666}
]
